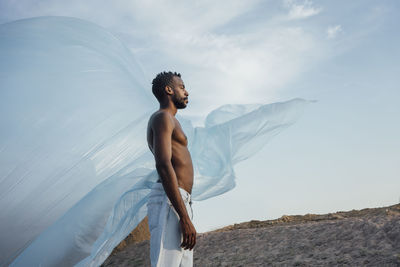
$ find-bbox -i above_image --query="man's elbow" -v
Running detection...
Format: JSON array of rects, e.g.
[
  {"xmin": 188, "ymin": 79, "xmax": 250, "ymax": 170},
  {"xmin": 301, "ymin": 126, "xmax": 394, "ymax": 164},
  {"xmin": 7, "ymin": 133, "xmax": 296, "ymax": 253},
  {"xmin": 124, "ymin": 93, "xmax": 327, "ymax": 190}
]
[{"xmin": 155, "ymin": 160, "xmax": 172, "ymax": 172}]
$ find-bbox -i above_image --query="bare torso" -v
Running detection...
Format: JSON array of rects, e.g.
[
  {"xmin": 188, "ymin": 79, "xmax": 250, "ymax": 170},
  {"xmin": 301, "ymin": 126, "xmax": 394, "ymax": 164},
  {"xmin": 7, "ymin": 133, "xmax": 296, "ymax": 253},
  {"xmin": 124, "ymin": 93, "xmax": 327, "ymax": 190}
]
[{"xmin": 147, "ymin": 110, "xmax": 194, "ymax": 194}]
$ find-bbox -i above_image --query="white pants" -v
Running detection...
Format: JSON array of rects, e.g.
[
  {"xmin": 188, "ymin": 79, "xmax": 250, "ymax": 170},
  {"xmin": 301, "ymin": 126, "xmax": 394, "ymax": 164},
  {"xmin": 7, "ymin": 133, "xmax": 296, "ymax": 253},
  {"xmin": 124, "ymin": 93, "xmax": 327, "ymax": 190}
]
[{"xmin": 147, "ymin": 183, "xmax": 194, "ymax": 267}]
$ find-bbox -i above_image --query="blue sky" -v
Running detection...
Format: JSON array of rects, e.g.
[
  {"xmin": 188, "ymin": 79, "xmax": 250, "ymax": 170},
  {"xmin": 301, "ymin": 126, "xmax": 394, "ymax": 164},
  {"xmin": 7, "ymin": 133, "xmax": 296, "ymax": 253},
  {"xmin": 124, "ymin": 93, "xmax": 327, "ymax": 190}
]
[{"xmin": 1, "ymin": 0, "xmax": 399, "ymax": 232}]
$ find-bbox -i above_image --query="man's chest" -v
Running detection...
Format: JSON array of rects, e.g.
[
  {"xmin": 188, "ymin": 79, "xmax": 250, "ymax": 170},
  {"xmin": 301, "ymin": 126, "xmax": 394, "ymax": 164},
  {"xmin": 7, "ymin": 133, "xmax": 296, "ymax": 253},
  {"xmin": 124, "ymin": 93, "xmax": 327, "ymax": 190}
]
[{"xmin": 172, "ymin": 125, "xmax": 188, "ymax": 146}]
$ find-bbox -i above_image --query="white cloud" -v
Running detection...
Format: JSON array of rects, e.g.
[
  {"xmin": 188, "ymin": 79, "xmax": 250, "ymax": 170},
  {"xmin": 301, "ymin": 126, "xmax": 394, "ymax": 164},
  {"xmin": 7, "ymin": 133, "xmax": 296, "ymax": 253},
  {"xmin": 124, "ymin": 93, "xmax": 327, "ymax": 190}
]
[
  {"xmin": 0, "ymin": 0, "xmax": 327, "ymax": 122},
  {"xmin": 326, "ymin": 25, "xmax": 343, "ymax": 39},
  {"xmin": 284, "ymin": 0, "xmax": 322, "ymax": 20}
]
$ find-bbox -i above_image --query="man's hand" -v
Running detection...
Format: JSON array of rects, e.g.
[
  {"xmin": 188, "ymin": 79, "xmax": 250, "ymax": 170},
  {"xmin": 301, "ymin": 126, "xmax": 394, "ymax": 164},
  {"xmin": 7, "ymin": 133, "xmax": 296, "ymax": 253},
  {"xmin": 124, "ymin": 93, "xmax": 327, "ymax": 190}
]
[{"xmin": 180, "ymin": 217, "xmax": 196, "ymax": 250}]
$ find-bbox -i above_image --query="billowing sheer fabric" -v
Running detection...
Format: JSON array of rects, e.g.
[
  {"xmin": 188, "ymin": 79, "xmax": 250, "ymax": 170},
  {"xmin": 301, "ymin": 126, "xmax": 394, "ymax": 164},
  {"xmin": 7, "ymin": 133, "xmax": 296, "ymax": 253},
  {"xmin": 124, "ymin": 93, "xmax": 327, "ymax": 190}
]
[{"xmin": 0, "ymin": 17, "xmax": 311, "ymax": 266}]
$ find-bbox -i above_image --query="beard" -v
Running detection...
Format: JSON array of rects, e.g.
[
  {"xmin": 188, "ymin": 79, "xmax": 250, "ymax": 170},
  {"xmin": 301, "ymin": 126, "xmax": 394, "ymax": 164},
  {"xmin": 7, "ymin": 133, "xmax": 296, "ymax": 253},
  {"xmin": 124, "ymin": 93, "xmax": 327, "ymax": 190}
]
[{"xmin": 173, "ymin": 95, "xmax": 188, "ymax": 109}]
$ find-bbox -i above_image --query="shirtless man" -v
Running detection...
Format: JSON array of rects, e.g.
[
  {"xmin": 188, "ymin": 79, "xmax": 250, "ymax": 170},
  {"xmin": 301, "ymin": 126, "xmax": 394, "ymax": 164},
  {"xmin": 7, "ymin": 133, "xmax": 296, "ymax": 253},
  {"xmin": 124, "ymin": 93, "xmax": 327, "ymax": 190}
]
[{"xmin": 146, "ymin": 71, "xmax": 196, "ymax": 267}]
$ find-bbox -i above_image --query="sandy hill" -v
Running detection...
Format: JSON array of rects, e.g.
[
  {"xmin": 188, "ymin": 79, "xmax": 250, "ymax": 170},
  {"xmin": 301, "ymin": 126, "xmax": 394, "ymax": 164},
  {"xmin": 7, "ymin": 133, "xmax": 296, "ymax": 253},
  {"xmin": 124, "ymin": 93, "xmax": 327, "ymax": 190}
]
[{"xmin": 102, "ymin": 204, "xmax": 400, "ymax": 266}]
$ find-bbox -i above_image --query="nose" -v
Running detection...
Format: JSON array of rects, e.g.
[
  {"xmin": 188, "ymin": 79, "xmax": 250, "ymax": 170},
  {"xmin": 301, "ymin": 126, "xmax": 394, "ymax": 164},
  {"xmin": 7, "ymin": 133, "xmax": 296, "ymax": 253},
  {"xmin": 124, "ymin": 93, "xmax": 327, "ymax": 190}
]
[{"xmin": 185, "ymin": 90, "xmax": 189, "ymax": 97}]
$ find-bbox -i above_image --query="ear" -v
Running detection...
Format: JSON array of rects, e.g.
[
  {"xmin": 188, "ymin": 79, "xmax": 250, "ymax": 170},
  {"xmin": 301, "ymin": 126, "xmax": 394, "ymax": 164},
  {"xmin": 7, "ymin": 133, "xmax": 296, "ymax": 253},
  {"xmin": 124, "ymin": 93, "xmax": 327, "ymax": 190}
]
[{"xmin": 165, "ymin": 85, "xmax": 174, "ymax": 95}]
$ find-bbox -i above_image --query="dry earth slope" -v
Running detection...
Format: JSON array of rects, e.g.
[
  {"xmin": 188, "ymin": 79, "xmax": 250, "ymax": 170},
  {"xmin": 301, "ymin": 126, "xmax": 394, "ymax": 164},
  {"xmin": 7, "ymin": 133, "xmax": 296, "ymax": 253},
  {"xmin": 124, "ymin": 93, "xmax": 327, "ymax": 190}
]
[{"xmin": 102, "ymin": 204, "xmax": 400, "ymax": 266}]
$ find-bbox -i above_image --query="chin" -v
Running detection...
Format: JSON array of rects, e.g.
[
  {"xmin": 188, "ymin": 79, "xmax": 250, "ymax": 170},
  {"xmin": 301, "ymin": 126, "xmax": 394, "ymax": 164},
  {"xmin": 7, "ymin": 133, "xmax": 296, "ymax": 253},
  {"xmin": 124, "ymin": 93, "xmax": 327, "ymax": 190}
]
[
  {"xmin": 177, "ymin": 104, "xmax": 187, "ymax": 109},
  {"xmin": 173, "ymin": 99, "xmax": 188, "ymax": 109}
]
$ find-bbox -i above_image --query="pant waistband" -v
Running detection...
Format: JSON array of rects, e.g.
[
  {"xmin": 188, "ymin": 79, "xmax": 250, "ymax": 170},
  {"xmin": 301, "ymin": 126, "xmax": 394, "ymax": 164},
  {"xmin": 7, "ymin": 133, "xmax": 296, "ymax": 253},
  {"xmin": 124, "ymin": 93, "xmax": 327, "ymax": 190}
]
[{"xmin": 150, "ymin": 183, "xmax": 192, "ymax": 205}]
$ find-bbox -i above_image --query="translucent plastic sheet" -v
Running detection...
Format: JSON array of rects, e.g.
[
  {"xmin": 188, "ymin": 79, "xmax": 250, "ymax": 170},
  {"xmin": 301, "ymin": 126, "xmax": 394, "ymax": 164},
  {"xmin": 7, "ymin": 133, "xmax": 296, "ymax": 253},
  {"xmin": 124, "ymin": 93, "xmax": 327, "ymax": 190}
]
[{"xmin": 0, "ymin": 17, "xmax": 310, "ymax": 266}]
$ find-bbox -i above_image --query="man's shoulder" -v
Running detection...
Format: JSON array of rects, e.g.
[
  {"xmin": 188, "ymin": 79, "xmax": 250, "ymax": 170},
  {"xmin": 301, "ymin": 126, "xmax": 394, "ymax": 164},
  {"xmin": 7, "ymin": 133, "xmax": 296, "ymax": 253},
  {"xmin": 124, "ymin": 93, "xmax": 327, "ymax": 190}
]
[{"xmin": 150, "ymin": 110, "xmax": 175, "ymax": 129}]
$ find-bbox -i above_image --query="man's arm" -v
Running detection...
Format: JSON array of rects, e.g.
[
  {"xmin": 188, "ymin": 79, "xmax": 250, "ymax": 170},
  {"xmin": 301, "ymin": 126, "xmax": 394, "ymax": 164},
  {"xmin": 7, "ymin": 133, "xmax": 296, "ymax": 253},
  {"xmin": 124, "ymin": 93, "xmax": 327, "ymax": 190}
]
[{"xmin": 152, "ymin": 112, "xmax": 196, "ymax": 250}]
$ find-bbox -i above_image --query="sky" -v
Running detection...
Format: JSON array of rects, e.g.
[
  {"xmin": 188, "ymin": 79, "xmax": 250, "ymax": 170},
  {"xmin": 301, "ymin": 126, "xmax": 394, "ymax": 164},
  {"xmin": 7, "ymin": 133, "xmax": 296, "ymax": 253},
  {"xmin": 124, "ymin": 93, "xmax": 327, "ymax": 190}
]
[{"xmin": 0, "ymin": 0, "xmax": 399, "ymax": 232}]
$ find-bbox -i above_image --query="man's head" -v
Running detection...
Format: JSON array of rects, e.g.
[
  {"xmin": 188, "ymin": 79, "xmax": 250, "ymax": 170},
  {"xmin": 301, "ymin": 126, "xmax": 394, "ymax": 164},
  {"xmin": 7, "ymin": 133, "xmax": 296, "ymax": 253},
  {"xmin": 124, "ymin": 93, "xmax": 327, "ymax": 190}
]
[{"xmin": 152, "ymin": 71, "xmax": 189, "ymax": 109}]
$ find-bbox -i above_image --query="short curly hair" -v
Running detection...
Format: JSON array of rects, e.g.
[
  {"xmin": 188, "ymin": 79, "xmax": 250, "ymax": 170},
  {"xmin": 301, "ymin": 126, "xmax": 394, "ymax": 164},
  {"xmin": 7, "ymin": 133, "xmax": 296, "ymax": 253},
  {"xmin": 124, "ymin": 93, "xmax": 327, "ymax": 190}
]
[{"xmin": 152, "ymin": 71, "xmax": 181, "ymax": 102}]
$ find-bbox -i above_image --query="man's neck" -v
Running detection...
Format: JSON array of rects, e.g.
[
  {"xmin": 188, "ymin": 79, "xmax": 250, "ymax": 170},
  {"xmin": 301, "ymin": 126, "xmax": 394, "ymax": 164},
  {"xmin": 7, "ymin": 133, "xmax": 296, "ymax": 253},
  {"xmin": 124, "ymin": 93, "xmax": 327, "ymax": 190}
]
[{"xmin": 159, "ymin": 100, "xmax": 177, "ymax": 116}]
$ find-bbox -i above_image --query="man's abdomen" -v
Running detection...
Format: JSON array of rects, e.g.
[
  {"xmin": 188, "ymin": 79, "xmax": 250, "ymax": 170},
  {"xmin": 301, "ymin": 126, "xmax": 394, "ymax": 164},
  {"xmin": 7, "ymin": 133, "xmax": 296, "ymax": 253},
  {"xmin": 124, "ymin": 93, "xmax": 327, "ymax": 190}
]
[{"xmin": 171, "ymin": 148, "xmax": 194, "ymax": 194}]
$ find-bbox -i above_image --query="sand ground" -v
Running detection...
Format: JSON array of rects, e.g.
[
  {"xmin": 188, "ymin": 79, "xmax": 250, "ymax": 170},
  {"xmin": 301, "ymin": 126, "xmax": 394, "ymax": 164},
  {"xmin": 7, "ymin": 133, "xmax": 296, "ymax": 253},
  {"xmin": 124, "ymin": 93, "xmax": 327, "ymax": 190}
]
[{"xmin": 102, "ymin": 204, "xmax": 400, "ymax": 266}]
